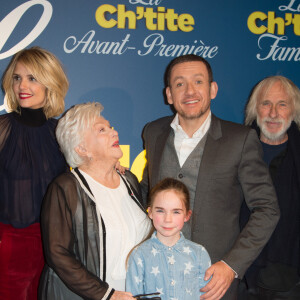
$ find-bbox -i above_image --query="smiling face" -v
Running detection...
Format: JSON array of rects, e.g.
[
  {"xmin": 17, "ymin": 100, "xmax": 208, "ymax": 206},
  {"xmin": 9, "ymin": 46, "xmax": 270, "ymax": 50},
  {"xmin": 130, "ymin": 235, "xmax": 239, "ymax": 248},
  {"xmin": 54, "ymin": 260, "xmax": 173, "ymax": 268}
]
[
  {"xmin": 257, "ymin": 81, "xmax": 294, "ymax": 145},
  {"xmin": 81, "ymin": 116, "xmax": 123, "ymax": 163},
  {"xmin": 148, "ymin": 189, "xmax": 191, "ymax": 246},
  {"xmin": 166, "ymin": 61, "xmax": 218, "ymax": 127},
  {"xmin": 13, "ymin": 62, "xmax": 47, "ymax": 109}
]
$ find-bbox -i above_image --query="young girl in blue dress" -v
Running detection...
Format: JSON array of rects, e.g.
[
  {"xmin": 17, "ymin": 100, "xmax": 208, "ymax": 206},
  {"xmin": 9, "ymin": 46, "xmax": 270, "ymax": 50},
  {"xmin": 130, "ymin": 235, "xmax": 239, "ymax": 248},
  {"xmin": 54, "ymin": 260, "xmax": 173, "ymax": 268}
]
[{"xmin": 126, "ymin": 178, "xmax": 211, "ymax": 300}]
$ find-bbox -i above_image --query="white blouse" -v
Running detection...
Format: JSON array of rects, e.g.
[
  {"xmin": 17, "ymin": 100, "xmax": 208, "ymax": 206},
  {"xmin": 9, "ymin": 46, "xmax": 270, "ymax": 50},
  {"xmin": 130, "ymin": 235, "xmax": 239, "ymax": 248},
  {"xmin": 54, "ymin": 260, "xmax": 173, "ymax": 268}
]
[{"xmin": 80, "ymin": 170, "xmax": 151, "ymax": 291}]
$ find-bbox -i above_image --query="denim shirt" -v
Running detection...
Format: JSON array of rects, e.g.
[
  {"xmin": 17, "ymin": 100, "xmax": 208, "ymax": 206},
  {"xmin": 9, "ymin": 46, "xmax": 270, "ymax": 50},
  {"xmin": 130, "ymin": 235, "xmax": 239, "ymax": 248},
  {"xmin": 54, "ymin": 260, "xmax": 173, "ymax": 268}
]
[{"xmin": 126, "ymin": 232, "xmax": 211, "ymax": 300}]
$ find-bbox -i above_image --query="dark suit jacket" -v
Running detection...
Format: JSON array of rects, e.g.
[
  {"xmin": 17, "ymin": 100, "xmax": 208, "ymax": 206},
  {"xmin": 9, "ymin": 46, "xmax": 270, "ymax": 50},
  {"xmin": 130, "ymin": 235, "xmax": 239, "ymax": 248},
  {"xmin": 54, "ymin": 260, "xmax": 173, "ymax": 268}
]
[{"xmin": 141, "ymin": 114, "xmax": 280, "ymax": 278}]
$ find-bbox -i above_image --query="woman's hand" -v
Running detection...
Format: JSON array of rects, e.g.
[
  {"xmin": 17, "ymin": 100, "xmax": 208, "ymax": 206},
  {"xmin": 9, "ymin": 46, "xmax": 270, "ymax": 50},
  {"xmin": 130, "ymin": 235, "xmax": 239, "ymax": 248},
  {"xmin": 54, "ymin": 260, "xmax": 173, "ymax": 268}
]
[
  {"xmin": 115, "ymin": 161, "xmax": 127, "ymax": 175},
  {"xmin": 111, "ymin": 291, "xmax": 135, "ymax": 299}
]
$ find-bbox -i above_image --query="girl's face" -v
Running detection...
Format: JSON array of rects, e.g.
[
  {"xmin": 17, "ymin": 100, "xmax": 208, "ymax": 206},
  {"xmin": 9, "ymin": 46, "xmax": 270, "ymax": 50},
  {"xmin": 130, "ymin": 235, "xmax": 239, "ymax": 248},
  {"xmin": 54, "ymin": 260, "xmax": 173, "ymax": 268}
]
[{"xmin": 148, "ymin": 189, "xmax": 191, "ymax": 246}]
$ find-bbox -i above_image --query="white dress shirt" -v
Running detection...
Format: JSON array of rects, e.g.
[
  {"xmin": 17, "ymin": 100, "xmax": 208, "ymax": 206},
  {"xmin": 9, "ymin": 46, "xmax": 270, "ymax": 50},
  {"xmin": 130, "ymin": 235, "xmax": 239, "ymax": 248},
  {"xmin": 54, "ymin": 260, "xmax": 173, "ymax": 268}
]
[{"xmin": 170, "ymin": 111, "xmax": 211, "ymax": 167}]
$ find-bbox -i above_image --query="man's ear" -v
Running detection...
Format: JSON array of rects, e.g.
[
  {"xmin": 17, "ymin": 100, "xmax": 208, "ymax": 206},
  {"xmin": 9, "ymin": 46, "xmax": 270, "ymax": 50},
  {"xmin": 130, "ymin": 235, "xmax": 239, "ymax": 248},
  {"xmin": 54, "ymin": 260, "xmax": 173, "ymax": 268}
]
[
  {"xmin": 210, "ymin": 81, "xmax": 218, "ymax": 100},
  {"xmin": 148, "ymin": 207, "xmax": 153, "ymax": 220},
  {"xmin": 184, "ymin": 210, "xmax": 192, "ymax": 222},
  {"xmin": 166, "ymin": 86, "xmax": 173, "ymax": 105}
]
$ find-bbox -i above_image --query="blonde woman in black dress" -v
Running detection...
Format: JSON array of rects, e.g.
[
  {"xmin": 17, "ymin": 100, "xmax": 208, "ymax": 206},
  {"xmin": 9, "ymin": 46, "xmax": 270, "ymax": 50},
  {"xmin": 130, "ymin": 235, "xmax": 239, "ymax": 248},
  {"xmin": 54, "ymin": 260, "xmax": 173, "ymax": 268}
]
[{"xmin": 0, "ymin": 47, "xmax": 68, "ymax": 300}]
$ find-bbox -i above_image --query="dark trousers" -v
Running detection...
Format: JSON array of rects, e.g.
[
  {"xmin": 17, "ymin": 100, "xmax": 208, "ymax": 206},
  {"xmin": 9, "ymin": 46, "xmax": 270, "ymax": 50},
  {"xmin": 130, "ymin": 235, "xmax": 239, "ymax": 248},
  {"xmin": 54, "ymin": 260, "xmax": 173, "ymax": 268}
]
[
  {"xmin": 239, "ymin": 279, "xmax": 300, "ymax": 300},
  {"xmin": 221, "ymin": 279, "xmax": 239, "ymax": 300},
  {"xmin": 0, "ymin": 222, "xmax": 44, "ymax": 300}
]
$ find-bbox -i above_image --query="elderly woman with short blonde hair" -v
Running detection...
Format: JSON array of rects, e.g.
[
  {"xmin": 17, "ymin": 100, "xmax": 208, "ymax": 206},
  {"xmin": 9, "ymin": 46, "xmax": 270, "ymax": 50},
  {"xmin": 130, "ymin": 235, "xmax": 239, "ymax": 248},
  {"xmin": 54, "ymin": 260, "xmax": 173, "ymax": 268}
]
[{"xmin": 39, "ymin": 102, "xmax": 151, "ymax": 300}]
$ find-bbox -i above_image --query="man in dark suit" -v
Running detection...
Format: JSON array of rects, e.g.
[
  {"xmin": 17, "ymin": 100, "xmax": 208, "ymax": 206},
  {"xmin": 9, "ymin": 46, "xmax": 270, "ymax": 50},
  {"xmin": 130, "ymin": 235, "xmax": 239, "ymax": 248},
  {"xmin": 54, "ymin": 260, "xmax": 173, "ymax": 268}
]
[{"xmin": 140, "ymin": 55, "xmax": 280, "ymax": 299}]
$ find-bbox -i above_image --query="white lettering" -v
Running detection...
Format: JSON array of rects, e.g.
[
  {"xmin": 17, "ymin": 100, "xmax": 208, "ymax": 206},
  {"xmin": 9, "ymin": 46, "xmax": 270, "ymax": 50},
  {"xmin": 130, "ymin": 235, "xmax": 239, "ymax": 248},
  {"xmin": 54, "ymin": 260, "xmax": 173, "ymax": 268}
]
[
  {"xmin": 137, "ymin": 33, "xmax": 164, "ymax": 56},
  {"xmin": 63, "ymin": 31, "xmax": 131, "ymax": 55},
  {"xmin": 64, "ymin": 30, "xmax": 96, "ymax": 53},
  {"xmin": 0, "ymin": 0, "xmax": 52, "ymax": 60},
  {"xmin": 138, "ymin": 33, "xmax": 218, "ymax": 58},
  {"xmin": 129, "ymin": 0, "xmax": 163, "ymax": 5},
  {"xmin": 0, "ymin": 96, "xmax": 8, "ymax": 112},
  {"xmin": 257, "ymin": 33, "xmax": 300, "ymax": 61},
  {"xmin": 63, "ymin": 31, "xmax": 218, "ymax": 58},
  {"xmin": 279, "ymin": 0, "xmax": 300, "ymax": 12}
]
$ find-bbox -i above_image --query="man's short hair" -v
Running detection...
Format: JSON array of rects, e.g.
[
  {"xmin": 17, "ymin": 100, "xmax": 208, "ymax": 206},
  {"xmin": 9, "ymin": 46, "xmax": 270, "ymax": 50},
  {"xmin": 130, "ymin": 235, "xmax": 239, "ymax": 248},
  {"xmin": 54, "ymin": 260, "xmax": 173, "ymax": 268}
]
[
  {"xmin": 165, "ymin": 54, "xmax": 214, "ymax": 87},
  {"xmin": 245, "ymin": 75, "xmax": 300, "ymax": 128}
]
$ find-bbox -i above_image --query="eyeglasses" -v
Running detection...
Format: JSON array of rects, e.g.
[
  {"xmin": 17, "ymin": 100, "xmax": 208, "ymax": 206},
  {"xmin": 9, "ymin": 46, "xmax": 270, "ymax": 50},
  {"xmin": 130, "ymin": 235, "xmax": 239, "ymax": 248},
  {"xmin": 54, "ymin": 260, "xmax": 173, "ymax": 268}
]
[{"xmin": 134, "ymin": 292, "xmax": 161, "ymax": 299}]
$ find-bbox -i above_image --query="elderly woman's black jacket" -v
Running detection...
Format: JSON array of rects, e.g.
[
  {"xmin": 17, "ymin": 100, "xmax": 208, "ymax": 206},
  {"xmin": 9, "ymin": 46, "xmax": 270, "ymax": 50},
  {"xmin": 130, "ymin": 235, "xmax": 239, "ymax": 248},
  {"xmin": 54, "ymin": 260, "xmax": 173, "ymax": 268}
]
[{"xmin": 38, "ymin": 168, "xmax": 147, "ymax": 300}]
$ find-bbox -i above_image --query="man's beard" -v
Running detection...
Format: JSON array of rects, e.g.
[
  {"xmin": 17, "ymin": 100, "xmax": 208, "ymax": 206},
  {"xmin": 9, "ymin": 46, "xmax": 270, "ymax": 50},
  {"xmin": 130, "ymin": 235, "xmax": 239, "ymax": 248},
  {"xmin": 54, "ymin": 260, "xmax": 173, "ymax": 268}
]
[
  {"xmin": 177, "ymin": 102, "xmax": 210, "ymax": 121},
  {"xmin": 257, "ymin": 116, "xmax": 292, "ymax": 143},
  {"xmin": 179, "ymin": 111, "xmax": 204, "ymax": 120}
]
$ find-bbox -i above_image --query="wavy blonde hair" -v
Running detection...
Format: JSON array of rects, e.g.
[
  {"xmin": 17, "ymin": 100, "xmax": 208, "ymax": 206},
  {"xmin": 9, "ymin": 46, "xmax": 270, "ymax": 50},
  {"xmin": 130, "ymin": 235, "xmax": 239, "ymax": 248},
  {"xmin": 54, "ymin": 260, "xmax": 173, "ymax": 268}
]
[
  {"xmin": 2, "ymin": 46, "xmax": 69, "ymax": 118},
  {"xmin": 245, "ymin": 76, "xmax": 300, "ymax": 128}
]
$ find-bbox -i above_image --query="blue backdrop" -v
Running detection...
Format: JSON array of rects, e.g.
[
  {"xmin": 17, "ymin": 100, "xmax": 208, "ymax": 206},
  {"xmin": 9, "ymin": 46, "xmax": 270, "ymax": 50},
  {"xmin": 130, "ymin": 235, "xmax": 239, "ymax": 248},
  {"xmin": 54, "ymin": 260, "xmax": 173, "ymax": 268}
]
[{"xmin": 0, "ymin": 0, "xmax": 299, "ymax": 177}]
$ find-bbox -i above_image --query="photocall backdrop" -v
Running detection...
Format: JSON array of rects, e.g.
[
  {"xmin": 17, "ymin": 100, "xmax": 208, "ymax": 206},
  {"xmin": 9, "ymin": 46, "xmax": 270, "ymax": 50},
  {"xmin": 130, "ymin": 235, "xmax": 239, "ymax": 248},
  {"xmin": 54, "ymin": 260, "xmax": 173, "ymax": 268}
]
[{"xmin": 0, "ymin": 0, "xmax": 299, "ymax": 179}]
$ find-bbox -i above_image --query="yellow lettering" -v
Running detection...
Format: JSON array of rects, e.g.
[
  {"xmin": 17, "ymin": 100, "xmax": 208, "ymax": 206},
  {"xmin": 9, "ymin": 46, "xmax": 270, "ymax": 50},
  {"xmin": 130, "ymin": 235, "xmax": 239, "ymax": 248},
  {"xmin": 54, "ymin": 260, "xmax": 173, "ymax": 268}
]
[
  {"xmin": 292, "ymin": 14, "xmax": 300, "ymax": 35},
  {"xmin": 130, "ymin": 150, "xmax": 147, "ymax": 182},
  {"xmin": 248, "ymin": 11, "xmax": 299, "ymax": 36},
  {"xmin": 178, "ymin": 14, "xmax": 195, "ymax": 32},
  {"xmin": 95, "ymin": 4, "xmax": 117, "ymax": 29},
  {"xmin": 165, "ymin": 9, "xmax": 178, "ymax": 31},
  {"xmin": 268, "ymin": 12, "xmax": 285, "ymax": 35},
  {"xmin": 119, "ymin": 146, "xmax": 146, "ymax": 182},
  {"xmin": 157, "ymin": 7, "xmax": 166, "ymax": 30},
  {"xmin": 117, "ymin": 4, "xmax": 137, "ymax": 29},
  {"xmin": 95, "ymin": 5, "xmax": 194, "ymax": 32},
  {"xmin": 247, "ymin": 11, "xmax": 267, "ymax": 34},
  {"xmin": 144, "ymin": 8, "xmax": 157, "ymax": 30},
  {"xmin": 119, "ymin": 145, "xmax": 130, "ymax": 168}
]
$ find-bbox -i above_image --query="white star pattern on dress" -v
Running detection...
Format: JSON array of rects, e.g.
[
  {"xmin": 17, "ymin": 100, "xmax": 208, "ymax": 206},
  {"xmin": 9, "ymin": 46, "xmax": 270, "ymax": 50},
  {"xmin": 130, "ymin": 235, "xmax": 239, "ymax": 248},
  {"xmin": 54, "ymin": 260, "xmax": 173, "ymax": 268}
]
[
  {"xmin": 167, "ymin": 255, "xmax": 176, "ymax": 265},
  {"xmin": 183, "ymin": 246, "xmax": 192, "ymax": 255},
  {"xmin": 186, "ymin": 288, "xmax": 192, "ymax": 295},
  {"xmin": 171, "ymin": 279, "xmax": 176, "ymax": 286},
  {"xmin": 184, "ymin": 261, "xmax": 194, "ymax": 274},
  {"xmin": 156, "ymin": 287, "xmax": 164, "ymax": 295},
  {"xmin": 134, "ymin": 276, "xmax": 142, "ymax": 284},
  {"xmin": 137, "ymin": 257, "xmax": 143, "ymax": 267},
  {"xmin": 151, "ymin": 247, "xmax": 159, "ymax": 257},
  {"xmin": 151, "ymin": 266, "xmax": 160, "ymax": 276}
]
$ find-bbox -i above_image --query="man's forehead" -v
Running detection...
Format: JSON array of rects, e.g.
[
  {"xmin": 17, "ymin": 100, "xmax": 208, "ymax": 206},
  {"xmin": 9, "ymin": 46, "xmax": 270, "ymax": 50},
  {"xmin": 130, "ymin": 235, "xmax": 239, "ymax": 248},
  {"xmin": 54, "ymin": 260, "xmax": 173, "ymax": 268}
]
[
  {"xmin": 172, "ymin": 73, "xmax": 205, "ymax": 80},
  {"xmin": 170, "ymin": 61, "xmax": 208, "ymax": 78},
  {"xmin": 260, "ymin": 81, "xmax": 290, "ymax": 101}
]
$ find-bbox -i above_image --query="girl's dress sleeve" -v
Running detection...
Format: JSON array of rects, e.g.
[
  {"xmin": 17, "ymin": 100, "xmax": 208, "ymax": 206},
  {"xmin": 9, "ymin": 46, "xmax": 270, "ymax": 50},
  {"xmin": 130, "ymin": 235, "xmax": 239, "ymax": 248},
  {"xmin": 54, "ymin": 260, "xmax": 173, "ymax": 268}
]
[
  {"xmin": 199, "ymin": 246, "xmax": 211, "ymax": 296},
  {"xmin": 126, "ymin": 247, "xmax": 145, "ymax": 296}
]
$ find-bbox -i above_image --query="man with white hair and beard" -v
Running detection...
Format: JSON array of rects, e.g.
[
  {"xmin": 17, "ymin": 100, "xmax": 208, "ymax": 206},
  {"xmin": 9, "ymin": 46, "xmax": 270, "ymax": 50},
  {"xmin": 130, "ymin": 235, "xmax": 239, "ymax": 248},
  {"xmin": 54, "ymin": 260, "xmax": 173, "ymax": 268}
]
[{"xmin": 241, "ymin": 75, "xmax": 300, "ymax": 299}]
